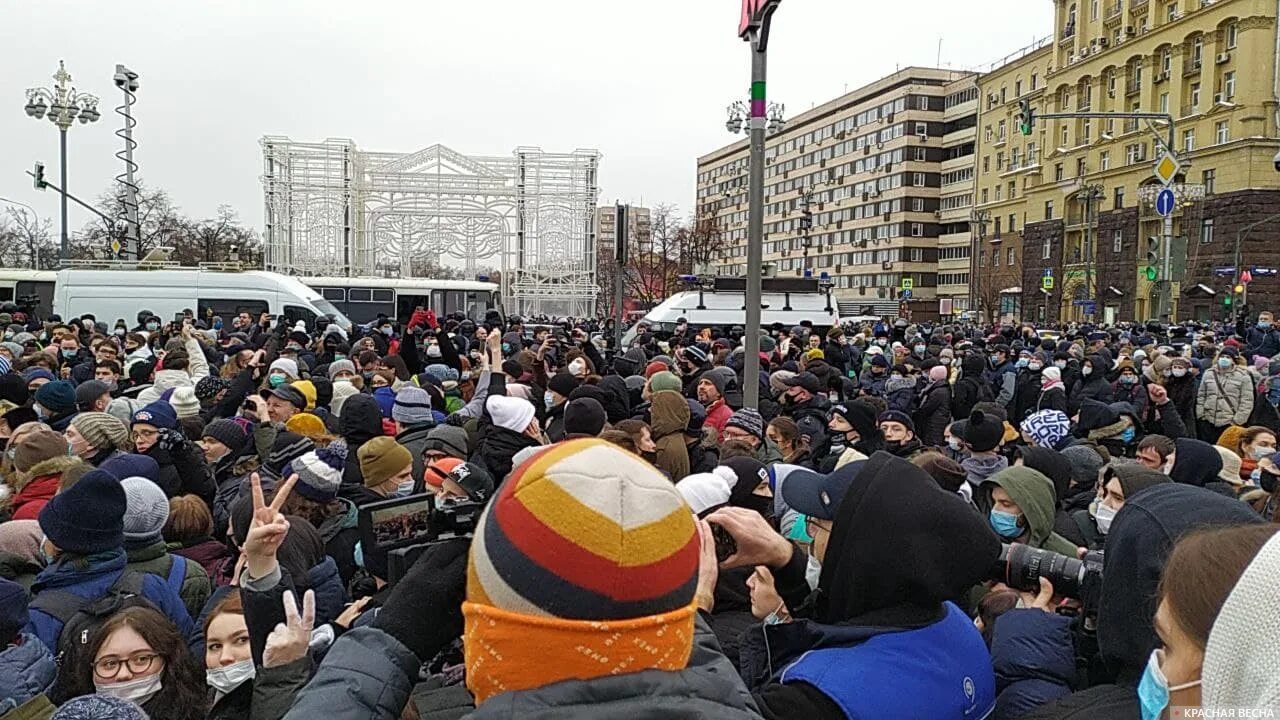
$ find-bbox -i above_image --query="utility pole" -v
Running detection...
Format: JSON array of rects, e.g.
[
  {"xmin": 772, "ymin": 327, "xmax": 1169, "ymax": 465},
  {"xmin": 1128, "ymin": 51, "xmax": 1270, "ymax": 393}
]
[
  {"xmin": 614, "ymin": 203, "xmax": 628, "ymax": 352},
  {"xmin": 737, "ymin": 0, "xmax": 781, "ymax": 410}
]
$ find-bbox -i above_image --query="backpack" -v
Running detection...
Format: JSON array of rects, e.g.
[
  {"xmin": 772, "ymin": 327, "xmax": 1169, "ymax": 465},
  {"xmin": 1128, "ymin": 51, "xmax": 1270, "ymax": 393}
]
[{"xmin": 30, "ymin": 571, "xmax": 158, "ymax": 703}]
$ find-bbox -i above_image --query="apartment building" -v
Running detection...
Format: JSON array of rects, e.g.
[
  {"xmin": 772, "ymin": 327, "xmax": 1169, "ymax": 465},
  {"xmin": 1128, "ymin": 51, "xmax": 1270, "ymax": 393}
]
[
  {"xmin": 595, "ymin": 205, "xmax": 651, "ymax": 312},
  {"xmin": 937, "ymin": 75, "xmax": 981, "ymax": 318},
  {"xmin": 697, "ymin": 67, "xmax": 974, "ymax": 318},
  {"xmin": 975, "ymin": 0, "xmax": 1280, "ymax": 324}
]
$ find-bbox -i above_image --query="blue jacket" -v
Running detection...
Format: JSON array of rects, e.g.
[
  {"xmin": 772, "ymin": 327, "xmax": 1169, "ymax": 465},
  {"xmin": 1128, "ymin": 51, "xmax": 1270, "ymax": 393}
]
[
  {"xmin": 1242, "ymin": 325, "xmax": 1280, "ymax": 360},
  {"xmin": 990, "ymin": 609, "xmax": 1076, "ymax": 719},
  {"xmin": 0, "ymin": 633, "xmax": 56, "ymax": 713},
  {"xmin": 307, "ymin": 556, "xmax": 347, "ymax": 627},
  {"xmin": 25, "ymin": 548, "xmax": 199, "ymax": 654},
  {"xmin": 777, "ymin": 602, "xmax": 996, "ymax": 719}
]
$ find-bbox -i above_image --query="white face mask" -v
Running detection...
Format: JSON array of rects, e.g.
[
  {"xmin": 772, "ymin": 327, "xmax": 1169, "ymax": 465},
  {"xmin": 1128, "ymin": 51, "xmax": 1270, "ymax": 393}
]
[
  {"xmin": 94, "ymin": 671, "xmax": 163, "ymax": 705},
  {"xmin": 1172, "ymin": 368, "xmax": 1187, "ymax": 377},
  {"xmin": 569, "ymin": 358, "xmax": 587, "ymax": 376},
  {"xmin": 426, "ymin": 345, "xmax": 442, "ymax": 358},
  {"xmin": 1082, "ymin": 366, "xmax": 1093, "ymax": 377},
  {"xmin": 1094, "ymin": 501, "xmax": 1117, "ymax": 534},
  {"xmin": 947, "ymin": 437, "xmax": 963, "ymax": 452},
  {"xmin": 206, "ymin": 658, "xmax": 256, "ymax": 695}
]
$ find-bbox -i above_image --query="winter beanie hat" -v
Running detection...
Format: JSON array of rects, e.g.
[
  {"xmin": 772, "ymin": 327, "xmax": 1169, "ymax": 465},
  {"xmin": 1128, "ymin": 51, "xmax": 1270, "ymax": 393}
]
[
  {"xmin": 288, "ymin": 445, "xmax": 347, "ymax": 502},
  {"xmin": 391, "ymin": 386, "xmax": 434, "ymax": 426},
  {"xmin": 74, "ymin": 380, "xmax": 111, "ymax": 412},
  {"xmin": 329, "ymin": 381, "xmax": 360, "ymax": 418},
  {"xmin": 99, "ymin": 453, "xmax": 160, "ymax": 486},
  {"xmin": 563, "ymin": 397, "xmax": 607, "ymax": 437},
  {"xmin": 268, "ymin": 358, "xmax": 299, "ymax": 380},
  {"xmin": 327, "ymin": 359, "xmax": 357, "ymax": 381},
  {"xmin": 284, "ymin": 412, "xmax": 327, "ymax": 442},
  {"xmin": 202, "ymin": 418, "xmax": 249, "ymax": 454},
  {"xmin": 13, "ymin": 428, "xmax": 72, "ymax": 473},
  {"xmin": 423, "ymin": 457, "xmax": 495, "ymax": 501},
  {"xmin": 39, "ymin": 469, "xmax": 126, "ymax": 555},
  {"xmin": 358, "ymin": 436, "xmax": 413, "ymax": 488},
  {"xmin": 423, "ymin": 424, "xmax": 469, "ymax": 459},
  {"xmin": 70, "ymin": 412, "xmax": 130, "ymax": 453},
  {"xmin": 648, "ymin": 371, "xmax": 682, "ymax": 395},
  {"xmin": 131, "ymin": 401, "xmax": 178, "ymax": 431},
  {"xmin": 121, "ymin": 476, "xmax": 170, "ymax": 542},
  {"xmin": 195, "ymin": 375, "xmax": 231, "ymax": 402},
  {"xmin": 486, "ymin": 395, "xmax": 535, "ymax": 434},
  {"xmin": 34, "ymin": 380, "xmax": 77, "ymax": 416},
  {"xmin": 51, "ymin": 695, "xmax": 149, "ymax": 720},
  {"xmin": 265, "ymin": 432, "xmax": 317, "ymax": 477},
  {"xmin": 169, "ymin": 386, "xmax": 201, "ymax": 419},
  {"xmin": 956, "ymin": 409, "xmax": 1004, "ymax": 452},
  {"xmin": 463, "ymin": 438, "xmax": 698, "ymax": 704},
  {"xmin": 291, "ymin": 381, "xmax": 318, "ymax": 412},
  {"xmin": 726, "ymin": 408, "xmax": 765, "ymax": 440},
  {"xmin": 1020, "ymin": 409, "xmax": 1071, "ymax": 449}
]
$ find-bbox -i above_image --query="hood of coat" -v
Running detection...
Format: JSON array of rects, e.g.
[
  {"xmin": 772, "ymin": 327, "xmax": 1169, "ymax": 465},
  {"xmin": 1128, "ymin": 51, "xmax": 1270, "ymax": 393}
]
[
  {"xmin": 0, "ymin": 632, "xmax": 57, "ymax": 706},
  {"xmin": 815, "ymin": 451, "xmax": 1001, "ymax": 628},
  {"xmin": 1076, "ymin": 399, "xmax": 1120, "ymax": 434},
  {"xmin": 1170, "ymin": 438, "xmax": 1224, "ymax": 487},
  {"xmin": 1017, "ymin": 446, "xmax": 1073, "ymax": 503},
  {"xmin": 340, "ymin": 394, "xmax": 384, "ymax": 446},
  {"xmin": 983, "ymin": 467, "xmax": 1058, "ymax": 548},
  {"xmin": 1098, "ymin": 483, "xmax": 1262, "ymax": 684},
  {"xmin": 16, "ymin": 455, "xmax": 81, "ymax": 491},
  {"xmin": 1109, "ymin": 464, "xmax": 1170, "ymax": 499},
  {"xmin": 649, "ymin": 390, "xmax": 691, "ymax": 439},
  {"xmin": 961, "ymin": 354, "xmax": 986, "ymax": 379}
]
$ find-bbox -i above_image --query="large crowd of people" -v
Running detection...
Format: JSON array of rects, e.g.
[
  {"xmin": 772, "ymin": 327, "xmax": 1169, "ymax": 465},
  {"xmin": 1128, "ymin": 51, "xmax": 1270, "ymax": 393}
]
[{"xmin": 1, "ymin": 302, "xmax": 1280, "ymax": 719}]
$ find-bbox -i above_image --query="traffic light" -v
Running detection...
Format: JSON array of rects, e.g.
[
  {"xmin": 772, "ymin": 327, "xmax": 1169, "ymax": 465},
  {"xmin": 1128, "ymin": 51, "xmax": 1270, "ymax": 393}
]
[
  {"xmin": 1224, "ymin": 294, "xmax": 1233, "ymax": 306},
  {"xmin": 1234, "ymin": 284, "xmax": 1246, "ymax": 294},
  {"xmin": 32, "ymin": 162, "xmax": 46, "ymax": 191},
  {"xmin": 1144, "ymin": 236, "xmax": 1161, "ymax": 281},
  {"xmin": 1016, "ymin": 100, "xmax": 1035, "ymax": 136}
]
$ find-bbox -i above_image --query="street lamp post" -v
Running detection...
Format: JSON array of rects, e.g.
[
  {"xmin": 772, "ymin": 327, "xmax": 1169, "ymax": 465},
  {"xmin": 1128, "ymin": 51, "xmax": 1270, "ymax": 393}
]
[
  {"xmin": 969, "ymin": 208, "xmax": 989, "ymax": 321},
  {"xmin": 24, "ymin": 61, "xmax": 101, "ymax": 263}
]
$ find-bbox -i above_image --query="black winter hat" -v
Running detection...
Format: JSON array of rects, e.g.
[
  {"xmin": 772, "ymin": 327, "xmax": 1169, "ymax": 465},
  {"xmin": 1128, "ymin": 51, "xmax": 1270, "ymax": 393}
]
[
  {"xmin": 563, "ymin": 397, "xmax": 607, "ymax": 437},
  {"xmin": 955, "ymin": 410, "xmax": 1003, "ymax": 452},
  {"xmin": 831, "ymin": 400, "xmax": 878, "ymax": 439},
  {"xmin": 547, "ymin": 372, "xmax": 580, "ymax": 398},
  {"xmin": 39, "ymin": 469, "xmax": 125, "ymax": 555},
  {"xmin": 0, "ymin": 373, "xmax": 30, "ymax": 406}
]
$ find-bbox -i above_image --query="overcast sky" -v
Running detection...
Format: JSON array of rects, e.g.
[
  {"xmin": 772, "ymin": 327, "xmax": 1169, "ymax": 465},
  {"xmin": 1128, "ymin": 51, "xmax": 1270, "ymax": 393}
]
[{"xmin": 2, "ymin": 0, "xmax": 1051, "ymax": 238}]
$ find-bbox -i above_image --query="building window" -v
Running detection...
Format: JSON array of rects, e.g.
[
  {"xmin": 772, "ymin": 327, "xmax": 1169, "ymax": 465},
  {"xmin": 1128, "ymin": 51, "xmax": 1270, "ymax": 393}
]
[
  {"xmin": 911, "ymin": 223, "xmax": 924, "ymax": 237},
  {"xmin": 915, "ymin": 147, "xmax": 927, "ymax": 161},
  {"xmin": 982, "ymin": 188, "xmax": 989, "ymax": 203},
  {"xmin": 1042, "ymin": 238, "xmax": 1052, "ymax": 260},
  {"xmin": 979, "ymin": 249, "xmax": 986, "ymax": 267},
  {"xmin": 1183, "ymin": 129, "xmax": 1195, "ymax": 152},
  {"xmin": 1200, "ymin": 217, "xmax": 1215, "ymax": 244},
  {"xmin": 1203, "ymin": 168, "xmax": 1216, "ymax": 194},
  {"xmin": 1161, "ymin": 47, "xmax": 1172, "ymax": 74},
  {"xmin": 983, "ymin": 156, "xmax": 990, "ymax": 173},
  {"xmin": 1009, "ymin": 213, "xmax": 1017, "ymax": 232},
  {"xmin": 1091, "ymin": 0, "xmax": 1099, "ymax": 19},
  {"xmin": 1009, "ymin": 181, "xmax": 1017, "ymax": 199},
  {"xmin": 1227, "ymin": 22, "xmax": 1238, "ymax": 49},
  {"xmin": 1015, "ymin": 79, "xmax": 1023, "ymax": 96},
  {"xmin": 1190, "ymin": 83, "xmax": 1201, "ymax": 111},
  {"xmin": 1031, "ymin": 73, "xmax": 1039, "ymax": 90},
  {"xmin": 1224, "ymin": 71, "xmax": 1236, "ymax": 99},
  {"xmin": 1166, "ymin": 2, "xmax": 1178, "ymax": 22},
  {"xmin": 1114, "ymin": 186, "xmax": 1125, "ymax": 208},
  {"xmin": 1076, "ymin": 158, "xmax": 1087, "ymax": 177},
  {"xmin": 913, "ymin": 172, "xmax": 926, "ymax": 186},
  {"xmin": 1193, "ymin": 36, "xmax": 1203, "ymax": 67},
  {"xmin": 1055, "ymin": 163, "xmax": 1064, "ymax": 181},
  {"xmin": 996, "ymin": 152, "xmax": 1004, "ymax": 170},
  {"xmin": 918, "ymin": 96, "xmax": 929, "ymax": 110},
  {"xmin": 1159, "ymin": 92, "xmax": 1169, "ymax": 114},
  {"xmin": 994, "ymin": 218, "xmax": 1002, "ymax": 239},
  {"xmin": 995, "ymin": 185, "xmax": 1003, "ymax": 201},
  {"xmin": 1101, "ymin": 151, "xmax": 1111, "ymax": 171},
  {"xmin": 1045, "ymin": 199, "xmax": 1055, "ymax": 219},
  {"xmin": 1008, "ymin": 247, "xmax": 1016, "ymax": 266},
  {"xmin": 1215, "ymin": 120, "xmax": 1230, "ymax": 144},
  {"xmin": 912, "ymin": 197, "xmax": 925, "ymax": 212},
  {"xmin": 916, "ymin": 122, "xmax": 929, "ymax": 136},
  {"xmin": 1061, "ymin": 125, "xmax": 1070, "ymax": 146}
]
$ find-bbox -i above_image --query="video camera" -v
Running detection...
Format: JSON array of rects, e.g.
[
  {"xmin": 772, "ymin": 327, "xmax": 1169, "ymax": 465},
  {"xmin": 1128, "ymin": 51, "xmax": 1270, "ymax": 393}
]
[
  {"xmin": 357, "ymin": 493, "xmax": 485, "ymax": 586},
  {"xmin": 990, "ymin": 543, "xmax": 1104, "ymax": 614}
]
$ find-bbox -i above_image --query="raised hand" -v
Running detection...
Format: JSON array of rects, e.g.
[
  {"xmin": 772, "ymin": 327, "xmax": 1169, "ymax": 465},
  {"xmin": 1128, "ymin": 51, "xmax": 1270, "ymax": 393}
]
[
  {"xmin": 243, "ymin": 472, "xmax": 297, "ymax": 580},
  {"xmin": 263, "ymin": 589, "xmax": 315, "ymax": 668}
]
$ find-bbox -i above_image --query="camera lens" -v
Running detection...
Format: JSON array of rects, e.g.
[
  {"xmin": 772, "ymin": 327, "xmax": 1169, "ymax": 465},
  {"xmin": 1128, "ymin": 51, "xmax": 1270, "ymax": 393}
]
[{"xmin": 991, "ymin": 544, "xmax": 1087, "ymax": 599}]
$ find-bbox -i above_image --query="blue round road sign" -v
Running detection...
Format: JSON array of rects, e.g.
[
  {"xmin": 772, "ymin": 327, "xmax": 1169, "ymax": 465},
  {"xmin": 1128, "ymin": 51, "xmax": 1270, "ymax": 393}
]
[{"xmin": 1155, "ymin": 188, "xmax": 1176, "ymax": 217}]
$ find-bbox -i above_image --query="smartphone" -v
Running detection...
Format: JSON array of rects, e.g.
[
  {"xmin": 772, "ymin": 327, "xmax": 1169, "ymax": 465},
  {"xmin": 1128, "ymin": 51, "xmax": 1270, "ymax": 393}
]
[{"xmin": 173, "ymin": 312, "xmax": 184, "ymax": 324}]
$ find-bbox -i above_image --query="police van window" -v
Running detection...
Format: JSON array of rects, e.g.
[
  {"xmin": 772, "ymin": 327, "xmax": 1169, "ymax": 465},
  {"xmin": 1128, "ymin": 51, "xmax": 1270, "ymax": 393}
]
[
  {"xmin": 321, "ymin": 288, "xmax": 345, "ymax": 302},
  {"xmin": 282, "ymin": 305, "xmax": 317, "ymax": 329},
  {"xmin": 198, "ymin": 299, "xmax": 269, "ymax": 324},
  {"xmin": 349, "ymin": 289, "xmax": 373, "ymax": 302},
  {"xmin": 371, "ymin": 289, "xmax": 394, "ymax": 303}
]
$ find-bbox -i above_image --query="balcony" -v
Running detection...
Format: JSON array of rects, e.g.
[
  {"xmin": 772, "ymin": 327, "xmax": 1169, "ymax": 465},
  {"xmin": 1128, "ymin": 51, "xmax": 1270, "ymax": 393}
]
[
  {"xmin": 1183, "ymin": 58, "xmax": 1203, "ymax": 77},
  {"xmin": 1125, "ymin": 80, "xmax": 1142, "ymax": 96},
  {"xmin": 1124, "ymin": 118, "xmax": 1139, "ymax": 133},
  {"xmin": 1104, "ymin": 2, "xmax": 1125, "ymax": 25},
  {"xmin": 1060, "ymin": 24, "xmax": 1076, "ymax": 45},
  {"xmin": 1180, "ymin": 102, "xmax": 1200, "ymax": 117}
]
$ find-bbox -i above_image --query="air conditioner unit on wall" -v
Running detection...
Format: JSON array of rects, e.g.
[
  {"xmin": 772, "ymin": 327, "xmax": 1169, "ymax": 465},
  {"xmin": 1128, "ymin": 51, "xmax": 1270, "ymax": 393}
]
[{"xmin": 1217, "ymin": 52, "xmax": 1231, "ymax": 64}]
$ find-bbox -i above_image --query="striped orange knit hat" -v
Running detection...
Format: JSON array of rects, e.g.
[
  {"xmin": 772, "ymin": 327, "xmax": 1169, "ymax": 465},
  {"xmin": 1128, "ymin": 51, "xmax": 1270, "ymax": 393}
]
[{"xmin": 463, "ymin": 438, "xmax": 699, "ymax": 703}]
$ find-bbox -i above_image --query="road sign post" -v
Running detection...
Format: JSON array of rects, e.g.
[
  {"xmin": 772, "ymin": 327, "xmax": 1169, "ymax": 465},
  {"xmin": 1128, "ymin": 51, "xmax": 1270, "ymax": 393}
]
[{"xmin": 1153, "ymin": 154, "xmax": 1180, "ymax": 322}]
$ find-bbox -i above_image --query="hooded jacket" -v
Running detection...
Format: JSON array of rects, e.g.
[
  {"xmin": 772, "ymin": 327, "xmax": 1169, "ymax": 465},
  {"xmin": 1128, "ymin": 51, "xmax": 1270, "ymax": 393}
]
[
  {"xmin": 981, "ymin": 467, "xmax": 1079, "ymax": 557},
  {"xmin": 991, "ymin": 484, "xmax": 1262, "ymax": 719},
  {"xmin": 650, "ymin": 390, "xmax": 691, "ymax": 481},
  {"xmin": 0, "ymin": 632, "xmax": 57, "ymax": 712},
  {"xmin": 951, "ymin": 355, "xmax": 991, "ymax": 420},
  {"xmin": 339, "ymin": 394, "xmax": 384, "ymax": 491},
  {"xmin": 1169, "ymin": 437, "xmax": 1225, "ymax": 488},
  {"xmin": 1196, "ymin": 364, "xmax": 1254, "ymax": 427},
  {"xmin": 742, "ymin": 452, "xmax": 1002, "ymax": 719},
  {"xmin": 8, "ymin": 456, "xmax": 80, "ymax": 521},
  {"xmin": 1067, "ymin": 357, "xmax": 1113, "ymax": 416}
]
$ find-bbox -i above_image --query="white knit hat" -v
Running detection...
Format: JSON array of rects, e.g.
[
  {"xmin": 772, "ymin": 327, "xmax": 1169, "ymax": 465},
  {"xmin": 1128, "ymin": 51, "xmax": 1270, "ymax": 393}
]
[
  {"xmin": 1202, "ymin": 530, "xmax": 1280, "ymax": 709},
  {"xmin": 676, "ymin": 471, "xmax": 732, "ymax": 516},
  {"xmin": 169, "ymin": 386, "xmax": 201, "ymax": 419},
  {"xmin": 486, "ymin": 395, "xmax": 535, "ymax": 433},
  {"xmin": 330, "ymin": 380, "xmax": 360, "ymax": 417}
]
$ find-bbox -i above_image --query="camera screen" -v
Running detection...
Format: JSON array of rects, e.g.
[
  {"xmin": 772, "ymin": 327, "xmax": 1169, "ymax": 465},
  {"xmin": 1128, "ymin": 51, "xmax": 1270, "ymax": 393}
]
[{"xmin": 359, "ymin": 494, "xmax": 434, "ymax": 552}]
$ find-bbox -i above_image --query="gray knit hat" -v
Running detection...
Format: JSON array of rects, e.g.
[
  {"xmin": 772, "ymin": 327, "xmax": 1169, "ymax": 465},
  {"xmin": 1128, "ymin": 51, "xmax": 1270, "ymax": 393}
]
[
  {"xmin": 725, "ymin": 408, "xmax": 765, "ymax": 440},
  {"xmin": 287, "ymin": 445, "xmax": 347, "ymax": 502},
  {"xmin": 71, "ymin": 412, "xmax": 130, "ymax": 452},
  {"xmin": 391, "ymin": 386, "xmax": 433, "ymax": 426},
  {"xmin": 423, "ymin": 424, "xmax": 469, "ymax": 459},
  {"xmin": 121, "ymin": 476, "xmax": 170, "ymax": 541},
  {"xmin": 328, "ymin": 359, "xmax": 357, "ymax": 381}
]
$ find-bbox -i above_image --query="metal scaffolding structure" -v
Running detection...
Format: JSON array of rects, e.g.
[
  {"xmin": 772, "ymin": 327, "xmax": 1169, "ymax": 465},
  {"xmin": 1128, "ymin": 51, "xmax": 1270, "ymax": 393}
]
[{"xmin": 261, "ymin": 137, "xmax": 600, "ymax": 316}]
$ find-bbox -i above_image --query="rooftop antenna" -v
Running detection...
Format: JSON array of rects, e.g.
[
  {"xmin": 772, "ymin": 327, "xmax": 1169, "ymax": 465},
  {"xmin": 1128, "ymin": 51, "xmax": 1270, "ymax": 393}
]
[{"xmin": 937, "ymin": 38, "xmax": 942, "ymax": 67}]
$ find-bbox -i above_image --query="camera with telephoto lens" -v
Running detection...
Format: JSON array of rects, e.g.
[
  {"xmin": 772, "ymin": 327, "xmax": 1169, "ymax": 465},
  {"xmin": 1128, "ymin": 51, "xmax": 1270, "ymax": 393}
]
[{"xmin": 990, "ymin": 544, "xmax": 1104, "ymax": 607}]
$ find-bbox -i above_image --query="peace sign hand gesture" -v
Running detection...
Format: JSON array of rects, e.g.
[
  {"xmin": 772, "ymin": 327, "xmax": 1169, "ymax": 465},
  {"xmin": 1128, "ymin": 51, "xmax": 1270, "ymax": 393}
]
[
  {"xmin": 263, "ymin": 589, "xmax": 315, "ymax": 669},
  {"xmin": 243, "ymin": 472, "xmax": 297, "ymax": 581}
]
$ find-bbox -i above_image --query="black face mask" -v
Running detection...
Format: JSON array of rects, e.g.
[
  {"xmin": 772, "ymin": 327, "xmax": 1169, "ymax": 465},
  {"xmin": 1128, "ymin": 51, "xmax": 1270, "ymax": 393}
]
[
  {"xmin": 737, "ymin": 493, "xmax": 775, "ymax": 522},
  {"xmin": 1262, "ymin": 471, "xmax": 1278, "ymax": 494}
]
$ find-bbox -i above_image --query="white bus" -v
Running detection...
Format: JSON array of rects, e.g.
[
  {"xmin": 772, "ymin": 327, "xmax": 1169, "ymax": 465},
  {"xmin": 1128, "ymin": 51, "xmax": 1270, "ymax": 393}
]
[{"xmin": 302, "ymin": 276, "xmax": 501, "ymax": 324}]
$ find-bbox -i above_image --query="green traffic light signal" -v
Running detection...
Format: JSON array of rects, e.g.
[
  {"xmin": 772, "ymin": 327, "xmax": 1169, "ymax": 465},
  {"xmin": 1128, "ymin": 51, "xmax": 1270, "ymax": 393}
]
[
  {"xmin": 1145, "ymin": 266, "xmax": 1157, "ymax": 281},
  {"xmin": 1225, "ymin": 295, "xmax": 1233, "ymax": 306}
]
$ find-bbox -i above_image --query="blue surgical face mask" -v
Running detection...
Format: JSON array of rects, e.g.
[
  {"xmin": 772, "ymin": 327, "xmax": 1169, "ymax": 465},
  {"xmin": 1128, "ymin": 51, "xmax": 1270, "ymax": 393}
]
[
  {"xmin": 1259, "ymin": 321, "xmax": 1272, "ymax": 330},
  {"xmin": 1218, "ymin": 357, "xmax": 1234, "ymax": 369},
  {"xmin": 390, "ymin": 479, "xmax": 416, "ymax": 499},
  {"xmin": 1120, "ymin": 427, "xmax": 1136, "ymax": 443},
  {"xmin": 1016, "ymin": 358, "xmax": 1029, "ymax": 369},
  {"xmin": 268, "ymin": 374, "xmax": 287, "ymax": 388},
  {"xmin": 146, "ymin": 321, "xmax": 159, "ymax": 331},
  {"xmin": 334, "ymin": 353, "xmax": 346, "ymax": 361},
  {"xmin": 1252, "ymin": 446, "xmax": 1276, "ymax": 461},
  {"xmin": 1120, "ymin": 375, "xmax": 1137, "ymax": 385},
  {"xmin": 1137, "ymin": 649, "xmax": 1201, "ymax": 720},
  {"xmin": 61, "ymin": 349, "xmax": 76, "ymax": 359},
  {"xmin": 988, "ymin": 509, "xmax": 1023, "ymax": 539}
]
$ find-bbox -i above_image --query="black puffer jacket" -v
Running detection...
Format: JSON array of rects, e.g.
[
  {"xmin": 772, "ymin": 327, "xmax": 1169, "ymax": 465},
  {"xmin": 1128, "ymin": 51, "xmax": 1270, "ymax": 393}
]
[
  {"xmin": 470, "ymin": 425, "xmax": 540, "ymax": 486},
  {"xmin": 951, "ymin": 355, "xmax": 990, "ymax": 420}
]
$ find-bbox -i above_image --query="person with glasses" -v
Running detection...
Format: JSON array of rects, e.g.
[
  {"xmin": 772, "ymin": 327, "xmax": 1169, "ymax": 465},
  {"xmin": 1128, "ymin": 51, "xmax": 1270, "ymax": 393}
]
[{"xmin": 62, "ymin": 605, "xmax": 205, "ymax": 719}]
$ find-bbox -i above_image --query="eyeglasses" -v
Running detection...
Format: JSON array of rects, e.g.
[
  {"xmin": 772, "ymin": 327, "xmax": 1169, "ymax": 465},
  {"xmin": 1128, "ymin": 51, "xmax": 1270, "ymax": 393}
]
[
  {"xmin": 93, "ymin": 652, "xmax": 161, "ymax": 680},
  {"xmin": 132, "ymin": 429, "xmax": 158, "ymax": 440}
]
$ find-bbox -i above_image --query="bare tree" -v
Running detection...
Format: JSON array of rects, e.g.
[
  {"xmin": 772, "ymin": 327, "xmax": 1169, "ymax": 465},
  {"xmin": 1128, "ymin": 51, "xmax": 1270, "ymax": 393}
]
[
  {"xmin": 675, "ymin": 212, "xmax": 726, "ymax": 274},
  {"xmin": 972, "ymin": 244, "xmax": 1022, "ymax": 322},
  {"xmin": 624, "ymin": 204, "xmax": 683, "ymax": 308},
  {"xmin": 0, "ymin": 208, "xmax": 58, "ymax": 269}
]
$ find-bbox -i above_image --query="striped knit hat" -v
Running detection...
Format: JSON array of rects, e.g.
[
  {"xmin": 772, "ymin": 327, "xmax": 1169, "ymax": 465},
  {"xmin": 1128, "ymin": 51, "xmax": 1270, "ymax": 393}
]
[
  {"xmin": 463, "ymin": 438, "xmax": 699, "ymax": 704},
  {"xmin": 287, "ymin": 445, "xmax": 347, "ymax": 502}
]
